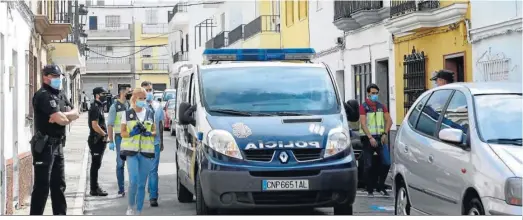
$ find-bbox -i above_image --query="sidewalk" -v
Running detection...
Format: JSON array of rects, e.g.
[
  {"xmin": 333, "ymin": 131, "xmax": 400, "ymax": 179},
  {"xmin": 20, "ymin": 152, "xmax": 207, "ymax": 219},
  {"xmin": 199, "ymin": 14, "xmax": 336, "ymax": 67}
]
[{"xmin": 14, "ymin": 113, "xmax": 90, "ymax": 215}]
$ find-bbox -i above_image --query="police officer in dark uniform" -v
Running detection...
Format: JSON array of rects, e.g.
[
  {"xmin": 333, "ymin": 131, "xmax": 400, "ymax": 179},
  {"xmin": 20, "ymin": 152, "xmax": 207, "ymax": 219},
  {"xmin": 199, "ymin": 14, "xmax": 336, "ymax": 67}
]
[
  {"xmin": 30, "ymin": 64, "xmax": 80, "ymax": 215},
  {"xmin": 88, "ymin": 87, "xmax": 109, "ymax": 196}
]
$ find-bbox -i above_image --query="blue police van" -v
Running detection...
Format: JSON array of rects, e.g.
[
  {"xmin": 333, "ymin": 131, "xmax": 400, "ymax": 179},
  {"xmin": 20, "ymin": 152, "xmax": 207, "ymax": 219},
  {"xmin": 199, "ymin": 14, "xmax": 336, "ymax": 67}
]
[{"xmin": 174, "ymin": 48, "xmax": 360, "ymax": 215}]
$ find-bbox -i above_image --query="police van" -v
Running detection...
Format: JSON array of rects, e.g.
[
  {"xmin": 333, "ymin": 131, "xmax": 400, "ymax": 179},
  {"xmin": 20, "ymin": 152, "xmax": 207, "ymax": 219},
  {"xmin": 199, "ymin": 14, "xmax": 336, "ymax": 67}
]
[{"xmin": 174, "ymin": 48, "xmax": 360, "ymax": 215}]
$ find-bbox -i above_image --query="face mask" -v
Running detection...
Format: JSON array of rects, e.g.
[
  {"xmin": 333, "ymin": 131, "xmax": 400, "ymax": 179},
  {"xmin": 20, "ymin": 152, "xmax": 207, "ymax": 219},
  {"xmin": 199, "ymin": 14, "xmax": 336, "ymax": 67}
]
[
  {"xmin": 146, "ymin": 92, "xmax": 153, "ymax": 101},
  {"xmin": 136, "ymin": 100, "xmax": 146, "ymax": 108},
  {"xmin": 50, "ymin": 77, "xmax": 62, "ymax": 90},
  {"xmin": 370, "ymin": 94, "xmax": 379, "ymax": 102},
  {"xmin": 99, "ymin": 95, "xmax": 107, "ymax": 102}
]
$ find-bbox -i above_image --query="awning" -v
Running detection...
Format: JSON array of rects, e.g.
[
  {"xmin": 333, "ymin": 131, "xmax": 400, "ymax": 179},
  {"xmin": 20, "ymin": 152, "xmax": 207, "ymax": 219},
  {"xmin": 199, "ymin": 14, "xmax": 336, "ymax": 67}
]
[{"xmin": 49, "ymin": 43, "xmax": 85, "ymax": 68}]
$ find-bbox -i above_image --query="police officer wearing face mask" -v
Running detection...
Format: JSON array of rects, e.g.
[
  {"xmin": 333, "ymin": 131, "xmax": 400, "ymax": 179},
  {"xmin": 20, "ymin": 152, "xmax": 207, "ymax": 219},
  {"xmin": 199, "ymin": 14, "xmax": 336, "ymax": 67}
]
[
  {"xmin": 88, "ymin": 87, "xmax": 109, "ymax": 196},
  {"xmin": 30, "ymin": 64, "xmax": 80, "ymax": 215},
  {"xmin": 358, "ymin": 84, "xmax": 393, "ymax": 197}
]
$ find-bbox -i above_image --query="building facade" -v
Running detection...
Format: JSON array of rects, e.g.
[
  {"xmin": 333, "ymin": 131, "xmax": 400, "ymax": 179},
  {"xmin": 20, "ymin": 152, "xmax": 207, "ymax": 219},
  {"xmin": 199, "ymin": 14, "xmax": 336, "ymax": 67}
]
[
  {"xmin": 469, "ymin": 0, "xmax": 522, "ymax": 82},
  {"xmin": 83, "ymin": 0, "xmax": 134, "ymax": 97},
  {"xmin": 384, "ymin": 0, "xmax": 472, "ymax": 124}
]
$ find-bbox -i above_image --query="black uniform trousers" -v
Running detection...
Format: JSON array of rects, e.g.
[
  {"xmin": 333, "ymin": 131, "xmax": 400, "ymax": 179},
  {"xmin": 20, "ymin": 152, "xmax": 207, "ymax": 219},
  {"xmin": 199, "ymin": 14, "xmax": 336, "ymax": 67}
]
[
  {"xmin": 361, "ymin": 135, "xmax": 391, "ymax": 193},
  {"xmin": 30, "ymin": 138, "xmax": 66, "ymax": 215},
  {"xmin": 88, "ymin": 135, "xmax": 106, "ymax": 191}
]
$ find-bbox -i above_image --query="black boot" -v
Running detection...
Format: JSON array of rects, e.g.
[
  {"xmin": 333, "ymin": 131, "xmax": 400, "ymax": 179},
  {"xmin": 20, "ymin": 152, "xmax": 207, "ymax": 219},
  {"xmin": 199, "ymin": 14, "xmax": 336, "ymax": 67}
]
[
  {"xmin": 150, "ymin": 199, "xmax": 158, "ymax": 207},
  {"xmin": 90, "ymin": 188, "xmax": 108, "ymax": 196}
]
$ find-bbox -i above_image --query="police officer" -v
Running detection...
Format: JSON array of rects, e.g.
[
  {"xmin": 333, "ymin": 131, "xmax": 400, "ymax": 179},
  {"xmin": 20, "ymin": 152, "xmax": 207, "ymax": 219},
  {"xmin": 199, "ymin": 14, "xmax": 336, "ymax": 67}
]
[
  {"xmin": 30, "ymin": 64, "xmax": 80, "ymax": 215},
  {"xmin": 431, "ymin": 69, "xmax": 455, "ymax": 86},
  {"xmin": 88, "ymin": 87, "xmax": 109, "ymax": 196},
  {"xmin": 107, "ymin": 85, "xmax": 132, "ymax": 196},
  {"xmin": 359, "ymin": 84, "xmax": 393, "ymax": 197}
]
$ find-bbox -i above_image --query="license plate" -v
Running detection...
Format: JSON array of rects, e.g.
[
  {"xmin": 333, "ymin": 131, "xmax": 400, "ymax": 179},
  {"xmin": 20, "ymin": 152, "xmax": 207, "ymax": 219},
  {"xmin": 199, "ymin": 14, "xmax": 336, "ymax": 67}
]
[{"xmin": 262, "ymin": 180, "xmax": 309, "ymax": 191}]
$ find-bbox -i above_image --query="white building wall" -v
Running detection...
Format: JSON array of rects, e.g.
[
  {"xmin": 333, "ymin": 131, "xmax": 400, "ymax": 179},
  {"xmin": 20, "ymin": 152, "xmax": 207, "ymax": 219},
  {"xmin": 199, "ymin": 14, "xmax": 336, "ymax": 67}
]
[
  {"xmin": 187, "ymin": 3, "xmax": 222, "ymax": 64},
  {"xmin": 470, "ymin": 0, "xmax": 522, "ymax": 82},
  {"xmin": 0, "ymin": 3, "xmax": 32, "ymax": 159},
  {"xmin": 309, "ymin": 0, "xmax": 343, "ymax": 69}
]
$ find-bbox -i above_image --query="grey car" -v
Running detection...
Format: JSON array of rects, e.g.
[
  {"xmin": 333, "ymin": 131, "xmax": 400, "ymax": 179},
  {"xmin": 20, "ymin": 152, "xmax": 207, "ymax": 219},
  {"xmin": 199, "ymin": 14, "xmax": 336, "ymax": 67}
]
[{"xmin": 392, "ymin": 82, "xmax": 522, "ymax": 215}]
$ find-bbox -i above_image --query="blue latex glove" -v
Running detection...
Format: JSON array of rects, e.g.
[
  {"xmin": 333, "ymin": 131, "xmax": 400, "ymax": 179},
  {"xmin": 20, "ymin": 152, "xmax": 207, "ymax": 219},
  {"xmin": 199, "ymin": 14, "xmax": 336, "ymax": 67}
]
[
  {"xmin": 129, "ymin": 126, "xmax": 142, "ymax": 137},
  {"xmin": 108, "ymin": 142, "xmax": 115, "ymax": 151},
  {"xmin": 142, "ymin": 131, "xmax": 153, "ymax": 137}
]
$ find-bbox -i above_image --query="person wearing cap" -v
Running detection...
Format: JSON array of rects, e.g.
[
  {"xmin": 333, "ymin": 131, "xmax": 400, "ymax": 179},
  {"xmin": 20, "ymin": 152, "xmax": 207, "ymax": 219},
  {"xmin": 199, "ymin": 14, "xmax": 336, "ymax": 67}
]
[
  {"xmin": 107, "ymin": 85, "xmax": 132, "ymax": 196},
  {"xmin": 30, "ymin": 64, "xmax": 80, "ymax": 215},
  {"xmin": 431, "ymin": 69, "xmax": 455, "ymax": 86},
  {"xmin": 87, "ymin": 87, "xmax": 109, "ymax": 197},
  {"xmin": 140, "ymin": 81, "xmax": 164, "ymax": 207}
]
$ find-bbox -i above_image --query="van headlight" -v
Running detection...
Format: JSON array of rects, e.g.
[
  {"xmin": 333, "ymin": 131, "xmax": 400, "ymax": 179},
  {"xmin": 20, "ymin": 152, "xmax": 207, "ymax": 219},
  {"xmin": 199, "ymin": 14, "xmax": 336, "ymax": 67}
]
[
  {"xmin": 505, "ymin": 177, "xmax": 522, "ymax": 206},
  {"xmin": 324, "ymin": 127, "xmax": 350, "ymax": 158},
  {"xmin": 207, "ymin": 129, "xmax": 243, "ymax": 160}
]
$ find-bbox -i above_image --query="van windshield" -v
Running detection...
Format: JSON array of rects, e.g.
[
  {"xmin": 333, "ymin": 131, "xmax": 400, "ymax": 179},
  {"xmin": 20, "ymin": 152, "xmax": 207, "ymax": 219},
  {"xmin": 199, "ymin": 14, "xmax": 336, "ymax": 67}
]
[{"xmin": 200, "ymin": 66, "xmax": 340, "ymax": 115}]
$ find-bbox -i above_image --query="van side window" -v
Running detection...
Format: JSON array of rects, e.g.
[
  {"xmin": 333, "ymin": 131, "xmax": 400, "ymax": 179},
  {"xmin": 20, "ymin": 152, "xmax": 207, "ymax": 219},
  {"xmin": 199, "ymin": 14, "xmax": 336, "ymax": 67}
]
[
  {"xmin": 175, "ymin": 77, "xmax": 188, "ymax": 120},
  {"xmin": 438, "ymin": 91, "xmax": 469, "ymax": 145},
  {"xmin": 188, "ymin": 73, "xmax": 195, "ymax": 105},
  {"xmin": 415, "ymin": 90, "xmax": 453, "ymax": 137},
  {"xmin": 408, "ymin": 93, "xmax": 431, "ymax": 127}
]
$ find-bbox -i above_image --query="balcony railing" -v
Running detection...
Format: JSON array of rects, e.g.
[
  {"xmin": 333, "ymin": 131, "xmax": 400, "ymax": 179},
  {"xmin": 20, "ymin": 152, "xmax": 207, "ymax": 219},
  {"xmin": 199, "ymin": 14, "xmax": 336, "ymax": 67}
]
[
  {"xmin": 172, "ymin": 51, "xmax": 189, "ymax": 63},
  {"xmin": 86, "ymin": 57, "xmax": 131, "ymax": 64},
  {"xmin": 244, "ymin": 15, "xmax": 280, "ymax": 40},
  {"xmin": 390, "ymin": 0, "xmax": 440, "ymax": 17},
  {"xmin": 142, "ymin": 59, "xmax": 169, "ymax": 71},
  {"xmin": 142, "ymin": 24, "xmax": 169, "ymax": 34},
  {"xmin": 89, "ymin": 23, "xmax": 130, "ymax": 31},
  {"xmin": 206, "ymin": 31, "xmax": 228, "ymax": 49},
  {"xmin": 168, "ymin": 2, "xmax": 188, "ymax": 23},
  {"xmin": 86, "ymin": 57, "xmax": 132, "ymax": 72},
  {"xmin": 229, "ymin": 24, "xmax": 244, "ymax": 45},
  {"xmin": 334, "ymin": 0, "xmax": 384, "ymax": 20}
]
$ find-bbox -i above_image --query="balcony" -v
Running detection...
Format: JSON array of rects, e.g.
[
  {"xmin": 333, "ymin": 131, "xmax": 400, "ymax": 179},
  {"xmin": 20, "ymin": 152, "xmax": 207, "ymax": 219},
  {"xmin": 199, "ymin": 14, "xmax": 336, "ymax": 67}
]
[
  {"xmin": 228, "ymin": 24, "xmax": 244, "ymax": 47},
  {"xmin": 87, "ymin": 23, "xmax": 131, "ymax": 40},
  {"xmin": 333, "ymin": 1, "xmax": 388, "ymax": 32},
  {"xmin": 243, "ymin": 15, "xmax": 281, "ymax": 48},
  {"xmin": 86, "ymin": 57, "xmax": 132, "ymax": 73},
  {"xmin": 142, "ymin": 59, "xmax": 169, "ymax": 71},
  {"xmin": 38, "ymin": 13, "xmax": 73, "ymax": 43},
  {"xmin": 142, "ymin": 24, "xmax": 169, "ymax": 35},
  {"xmin": 172, "ymin": 51, "xmax": 189, "ymax": 63},
  {"xmin": 385, "ymin": 0, "xmax": 468, "ymax": 35},
  {"xmin": 206, "ymin": 31, "xmax": 229, "ymax": 49},
  {"xmin": 168, "ymin": 2, "xmax": 189, "ymax": 28}
]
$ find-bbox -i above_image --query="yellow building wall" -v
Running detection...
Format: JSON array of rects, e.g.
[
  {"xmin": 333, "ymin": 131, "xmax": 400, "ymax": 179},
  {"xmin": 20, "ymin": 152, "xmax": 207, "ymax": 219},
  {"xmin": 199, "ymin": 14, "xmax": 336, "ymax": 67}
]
[
  {"xmin": 280, "ymin": 0, "xmax": 310, "ymax": 48},
  {"xmin": 134, "ymin": 74, "xmax": 170, "ymax": 88},
  {"xmin": 393, "ymin": 1, "xmax": 472, "ymax": 123},
  {"xmin": 134, "ymin": 22, "xmax": 169, "ymax": 73},
  {"xmin": 242, "ymin": 0, "xmax": 282, "ymax": 48}
]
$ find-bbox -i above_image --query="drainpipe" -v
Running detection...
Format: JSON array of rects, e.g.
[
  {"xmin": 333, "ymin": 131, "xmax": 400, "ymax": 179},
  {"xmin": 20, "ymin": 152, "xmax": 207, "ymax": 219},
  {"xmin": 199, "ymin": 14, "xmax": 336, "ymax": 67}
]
[
  {"xmin": 464, "ymin": 19, "xmax": 472, "ymax": 44},
  {"xmin": 0, "ymin": 13, "xmax": 5, "ymax": 214}
]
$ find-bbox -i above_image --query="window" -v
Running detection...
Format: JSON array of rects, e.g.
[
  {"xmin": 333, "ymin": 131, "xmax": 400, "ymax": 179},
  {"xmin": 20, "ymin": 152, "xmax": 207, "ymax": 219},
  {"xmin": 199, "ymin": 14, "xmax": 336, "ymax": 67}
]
[
  {"xmin": 146, "ymin": 9, "xmax": 158, "ymax": 25},
  {"xmin": 89, "ymin": 16, "xmax": 98, "ymax": 30},
  {"xmin": 86, "ymin": 0, "xmax": 91, "ymax": 6},
  {"xmin": 106, "ymin": 46, "xmax": 113, "ymax": 52},
  {"xmin": 298, "ymin": 0, "xmax": 308, "ymax": 20},
  {"xmin": 285, "ymin": 0, "xmax": 294, "ymax": 26},
  {"xmin": 97, "ymin": 0, "xmax": 104, "ymax": 6},
  {"xmin": 185, "ymin": 34, "xmax": 189, "ymax": 52},
  {"xmin": 316, "ymin": 0, "xmax": 322, "ymax": 11},
  {"xmin": 439, "ymin": 91, "xmax": 469, "ymax": 144},
  {"xmin": 105, "ymin": 15, "xmax": 120, "ymax": 28},
  {"xmin": 408, "ymin": 93, "xmax": 431, "ymax": 126},
  {"xmin": 415, "ymin": 90, "xmax": 452, "ymax": 137}
]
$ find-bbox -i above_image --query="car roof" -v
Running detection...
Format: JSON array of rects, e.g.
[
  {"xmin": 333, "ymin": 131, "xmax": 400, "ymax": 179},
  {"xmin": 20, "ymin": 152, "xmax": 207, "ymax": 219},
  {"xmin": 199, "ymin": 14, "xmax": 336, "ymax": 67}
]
[
  {"xmin": 435, "ymin": 82, "xmax": 522, "ymax": 95},
  {"xmin": 164, "ymin": 89, "xmax": 176, "ymax": 92},
  {"xmin": 200, "ymin": 61, "xmax": 326, "ymax": 70}
]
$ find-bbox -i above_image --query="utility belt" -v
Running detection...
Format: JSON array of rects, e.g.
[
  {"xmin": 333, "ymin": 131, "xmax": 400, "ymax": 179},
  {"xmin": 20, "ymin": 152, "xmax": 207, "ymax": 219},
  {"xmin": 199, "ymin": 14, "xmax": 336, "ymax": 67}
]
[{"xmin": 30, "ymin": 131, "xmax": 65, "ymax": 154}]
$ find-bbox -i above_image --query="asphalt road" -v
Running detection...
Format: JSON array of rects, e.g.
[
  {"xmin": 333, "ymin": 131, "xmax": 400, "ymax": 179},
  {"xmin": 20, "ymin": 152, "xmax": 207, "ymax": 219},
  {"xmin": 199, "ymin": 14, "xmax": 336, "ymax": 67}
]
[{"xmin": 84, "ymin": 130, "xmax": 394, "ymax": 215}]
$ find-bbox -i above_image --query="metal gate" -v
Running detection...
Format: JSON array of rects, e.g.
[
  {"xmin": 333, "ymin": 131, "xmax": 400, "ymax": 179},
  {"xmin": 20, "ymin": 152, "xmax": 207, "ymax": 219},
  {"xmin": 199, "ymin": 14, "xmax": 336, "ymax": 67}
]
[
  {"xmin": 403, "ymin": 46, "xmax": 427, "ymax": 115},
  {"xmin": 353, "ymin": 63, "xmax": 372, "ymax": 104}
]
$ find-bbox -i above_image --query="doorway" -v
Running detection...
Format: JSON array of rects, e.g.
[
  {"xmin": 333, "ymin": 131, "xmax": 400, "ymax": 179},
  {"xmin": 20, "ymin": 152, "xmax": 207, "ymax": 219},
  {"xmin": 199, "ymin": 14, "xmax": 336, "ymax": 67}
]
[
  {"xmin": 375, "ymin": 59, "xmax": 390, "ymax": 109},
  {"xmin": 444, "ymin": 53, "xmax": 465, "ymax": 82}
]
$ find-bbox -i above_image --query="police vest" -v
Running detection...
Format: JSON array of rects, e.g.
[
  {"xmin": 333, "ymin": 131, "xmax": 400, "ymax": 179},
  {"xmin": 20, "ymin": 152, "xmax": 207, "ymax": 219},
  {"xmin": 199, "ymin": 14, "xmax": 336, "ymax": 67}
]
[
  {"xmin": 359, "ymin": 102, "xmax": 385, "ymax": 136},
  {"xmin": 120, "ymin": 108, "xmax": 155, "ymax": 158},
  {"xmin": 113, "ymin": 100, "xmax": 128, "ymax": 133}
]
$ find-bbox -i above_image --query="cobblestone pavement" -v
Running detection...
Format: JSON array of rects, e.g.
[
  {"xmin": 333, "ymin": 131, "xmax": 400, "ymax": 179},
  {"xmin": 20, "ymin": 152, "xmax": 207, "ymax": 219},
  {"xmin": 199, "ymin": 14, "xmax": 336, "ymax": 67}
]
[{"xmin": 84, "ymin": 128, "xmax": 394, "ymax": 216}]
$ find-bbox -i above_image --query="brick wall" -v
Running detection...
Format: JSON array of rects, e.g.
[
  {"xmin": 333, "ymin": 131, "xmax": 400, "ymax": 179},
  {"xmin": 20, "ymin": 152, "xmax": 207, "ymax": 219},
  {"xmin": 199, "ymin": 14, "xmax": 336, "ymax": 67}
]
[{"xmin": 5, "ymin": 152, "xmax": 33, "ymax": 215}]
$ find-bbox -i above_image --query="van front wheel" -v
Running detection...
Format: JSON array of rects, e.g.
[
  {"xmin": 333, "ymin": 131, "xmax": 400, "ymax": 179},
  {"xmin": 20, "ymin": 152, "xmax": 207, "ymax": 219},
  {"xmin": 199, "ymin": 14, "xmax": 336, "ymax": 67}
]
[{"xmin": 195, "ymin": 174, "xmax": 217, "ymax": 215}]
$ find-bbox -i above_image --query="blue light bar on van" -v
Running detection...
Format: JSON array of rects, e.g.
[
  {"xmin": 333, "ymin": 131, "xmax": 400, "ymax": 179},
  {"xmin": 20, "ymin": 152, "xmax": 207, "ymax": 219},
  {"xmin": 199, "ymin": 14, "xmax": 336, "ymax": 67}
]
[{"xmin": 203, "ymin": 48, "xmax": 316, "ymax": 62}]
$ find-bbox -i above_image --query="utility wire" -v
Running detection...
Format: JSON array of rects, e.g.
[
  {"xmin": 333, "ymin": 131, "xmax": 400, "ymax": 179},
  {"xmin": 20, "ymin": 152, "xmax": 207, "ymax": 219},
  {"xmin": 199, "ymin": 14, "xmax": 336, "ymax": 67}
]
[
  {"xmin": 87, "ymin": 30, "xmax": 176, "ymax": 46},
  {"xmin": 88, "ymin": 47, "xmax": 153, "ymax": 58},
  {"xmin": 89, "ymin": 44, "xmax": 168, "ymax": 47},
  {"xmin": 86, "ymin": 1, "xmax": 224, "ymax": 8}
]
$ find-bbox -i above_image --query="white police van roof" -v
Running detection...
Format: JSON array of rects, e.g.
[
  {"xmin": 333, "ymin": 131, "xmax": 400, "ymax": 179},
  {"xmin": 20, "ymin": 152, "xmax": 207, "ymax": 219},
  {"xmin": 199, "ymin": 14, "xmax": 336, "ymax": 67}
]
[{"xmin": 200, "ymin": 61, "xmax": 326, "ymax": 70}]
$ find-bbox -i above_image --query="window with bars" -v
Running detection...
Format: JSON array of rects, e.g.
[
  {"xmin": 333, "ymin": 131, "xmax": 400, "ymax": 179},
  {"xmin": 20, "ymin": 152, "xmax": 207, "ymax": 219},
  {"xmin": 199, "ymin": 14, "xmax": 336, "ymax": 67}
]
[
  {"xmin": 298, "ymin": 0, "xmax": 308, "ymax": 20},
  {"xmin": 479, "ymin": 58, "xmax": 511, "ymax": 81},
  {"xmin": 403, "ymin": 47, "xmax": 427, "ymax": 116},
  {"xmin": 146, "ymin": 9, "xmax": 158, "ymax": 25},
  {"xmin": 285, "ymin": 0, "xmax": 294, "ymax": 26},
  {"xmin": 105, "ymin": 15, "xmax": 120, "ymax": 28},
  {"xmin": 353, "ymin": 63, "xmax": 372, "ymax": 105}
]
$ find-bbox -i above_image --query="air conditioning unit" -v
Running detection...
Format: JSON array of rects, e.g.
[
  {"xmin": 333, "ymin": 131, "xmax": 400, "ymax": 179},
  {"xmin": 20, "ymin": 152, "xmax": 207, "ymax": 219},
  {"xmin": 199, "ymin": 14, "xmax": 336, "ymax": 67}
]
[
  {"xmin": 142, "ymin": 54, "xmax": 152, "ymax": 58},
  {"xmin": 143, "ymin": 63, "xmax": 153, "ymax": 70}
]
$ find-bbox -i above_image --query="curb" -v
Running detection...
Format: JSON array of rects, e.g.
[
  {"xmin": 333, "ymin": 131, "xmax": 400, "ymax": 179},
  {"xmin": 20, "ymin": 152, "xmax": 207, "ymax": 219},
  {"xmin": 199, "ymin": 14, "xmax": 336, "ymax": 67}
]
[{"xmin": 72, "ymin": 144, "xmax": 89, "ymax": 215}]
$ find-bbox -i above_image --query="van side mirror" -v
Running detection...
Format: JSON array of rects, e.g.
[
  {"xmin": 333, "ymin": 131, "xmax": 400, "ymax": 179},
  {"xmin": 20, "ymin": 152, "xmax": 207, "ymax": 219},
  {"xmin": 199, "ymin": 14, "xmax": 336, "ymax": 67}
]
[
  {"xmin": 345, "ymin": 99, "xmax": 360, "ymax": 122},
  {"xmin": 178, "ymin": 102, "xmax": 196, "ymax": 126},
  {"xmin": 439, "ymin": 128, "xmax": 463, "ymax": 144}
]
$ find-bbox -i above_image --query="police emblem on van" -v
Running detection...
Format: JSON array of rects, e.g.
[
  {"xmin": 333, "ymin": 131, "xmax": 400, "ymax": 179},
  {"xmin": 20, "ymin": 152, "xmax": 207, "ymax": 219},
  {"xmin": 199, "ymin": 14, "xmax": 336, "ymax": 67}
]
[
  {"xmin": 245, "ymin": 141, "xmax": 321, "ymax": 150},
  {"xmin": 232, "ymin": 122, "xmax": 252, "ymax": 138}
]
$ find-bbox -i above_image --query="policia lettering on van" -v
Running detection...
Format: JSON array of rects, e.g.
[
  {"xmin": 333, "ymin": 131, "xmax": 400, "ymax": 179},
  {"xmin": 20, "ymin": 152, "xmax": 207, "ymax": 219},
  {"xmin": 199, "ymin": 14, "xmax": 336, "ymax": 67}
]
[{"xmin": 173, "ymin": 48, "xmax": 362, "ymax": 215}]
